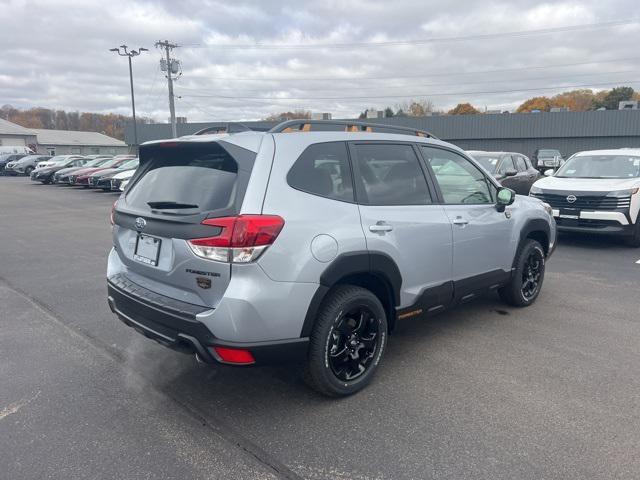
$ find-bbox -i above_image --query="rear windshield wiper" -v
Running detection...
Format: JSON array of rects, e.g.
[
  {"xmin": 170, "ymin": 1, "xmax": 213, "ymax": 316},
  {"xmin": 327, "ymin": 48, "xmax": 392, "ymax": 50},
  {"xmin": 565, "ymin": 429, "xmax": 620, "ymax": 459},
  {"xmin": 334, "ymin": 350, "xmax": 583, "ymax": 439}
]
[{"xmin": 147, "ymin": 201, "xmax": 199, "ymax": 209}]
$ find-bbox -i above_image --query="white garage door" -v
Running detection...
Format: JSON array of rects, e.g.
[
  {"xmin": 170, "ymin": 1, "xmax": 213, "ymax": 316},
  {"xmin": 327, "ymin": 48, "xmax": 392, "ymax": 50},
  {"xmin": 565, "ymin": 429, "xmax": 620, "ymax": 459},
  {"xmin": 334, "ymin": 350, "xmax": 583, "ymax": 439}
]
[{"xmin": 1, "ymin": 137, "xmax": 26, "ymax": 146}]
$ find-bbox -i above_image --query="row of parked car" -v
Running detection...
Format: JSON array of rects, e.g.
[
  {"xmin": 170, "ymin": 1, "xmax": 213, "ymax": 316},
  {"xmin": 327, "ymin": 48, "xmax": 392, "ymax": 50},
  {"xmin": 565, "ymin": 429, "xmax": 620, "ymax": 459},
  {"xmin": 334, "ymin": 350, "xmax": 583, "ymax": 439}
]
[{"xmin": 15, "ymin": 154, "xmax": 139, "ymax": 191}]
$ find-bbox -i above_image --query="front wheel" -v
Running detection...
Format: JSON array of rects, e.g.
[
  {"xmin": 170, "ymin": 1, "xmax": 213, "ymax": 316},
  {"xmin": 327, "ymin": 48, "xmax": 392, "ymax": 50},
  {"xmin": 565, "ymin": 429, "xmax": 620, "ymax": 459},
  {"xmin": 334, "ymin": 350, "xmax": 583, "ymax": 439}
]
[
  {"xmin": 626, "ymin": 216, "xmax": 640, "ymax": 248},
  {"xmin": 304, "ymin": 285, "xmax": 388, "ymax": 397},
  {"xmin": 499, "ymin": 239, "xmax": 546, "ymax": 307},
  {"xmin": 24, "ymin": 166, "xmax": 34, "ymax": 176}
]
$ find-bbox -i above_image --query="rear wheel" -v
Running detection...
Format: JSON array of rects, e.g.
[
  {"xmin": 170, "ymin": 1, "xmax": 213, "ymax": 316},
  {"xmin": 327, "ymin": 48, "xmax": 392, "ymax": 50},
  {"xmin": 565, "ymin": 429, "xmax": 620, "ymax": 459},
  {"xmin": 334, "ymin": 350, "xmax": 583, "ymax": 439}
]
[
  {"xmin": 304, "ymin": 285, "xmax": 387, "ymax": 397},
  {"xmin": 499, "ymin": 239, "xmax": 545, "ymax": 307}
]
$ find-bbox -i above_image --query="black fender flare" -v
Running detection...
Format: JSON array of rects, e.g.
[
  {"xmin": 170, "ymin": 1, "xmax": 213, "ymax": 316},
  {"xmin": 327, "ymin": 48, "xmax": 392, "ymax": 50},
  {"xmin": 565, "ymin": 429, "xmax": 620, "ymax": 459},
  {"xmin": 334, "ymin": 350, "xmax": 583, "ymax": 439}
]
[
  {"xmin": 518, "ymin": 218, "xmax": 551, "ymax": 256},
  {"xmin": 300, "ymin": 251, "xmax": 402, "ymax": 337}
]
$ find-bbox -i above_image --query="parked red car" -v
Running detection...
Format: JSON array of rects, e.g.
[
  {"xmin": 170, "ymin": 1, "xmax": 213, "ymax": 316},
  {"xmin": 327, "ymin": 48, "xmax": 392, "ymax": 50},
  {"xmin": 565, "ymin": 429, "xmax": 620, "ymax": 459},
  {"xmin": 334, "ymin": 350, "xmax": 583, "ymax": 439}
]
[{"xmin": 69, "ymin": 157, "xmax": 134, "ymax": 186}]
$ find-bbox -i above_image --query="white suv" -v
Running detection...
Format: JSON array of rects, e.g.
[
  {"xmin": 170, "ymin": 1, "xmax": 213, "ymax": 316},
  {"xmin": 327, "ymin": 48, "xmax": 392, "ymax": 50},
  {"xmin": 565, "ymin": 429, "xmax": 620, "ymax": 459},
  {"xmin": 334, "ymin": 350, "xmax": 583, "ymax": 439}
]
[{"xmin": 530, "ymin": 149, "xmax": 640, "ymax": 246}]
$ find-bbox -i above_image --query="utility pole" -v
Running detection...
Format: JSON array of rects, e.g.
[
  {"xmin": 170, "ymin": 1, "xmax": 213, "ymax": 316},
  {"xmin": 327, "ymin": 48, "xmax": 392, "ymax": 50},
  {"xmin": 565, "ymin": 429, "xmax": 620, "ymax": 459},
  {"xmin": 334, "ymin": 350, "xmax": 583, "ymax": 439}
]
[
  {"xmin": 155, "ymin": 40, "xmax": 181, "ymax": 137},
  {"xmin": 110, "ymin": 45, "xmax": 148, "ymax": 147}
]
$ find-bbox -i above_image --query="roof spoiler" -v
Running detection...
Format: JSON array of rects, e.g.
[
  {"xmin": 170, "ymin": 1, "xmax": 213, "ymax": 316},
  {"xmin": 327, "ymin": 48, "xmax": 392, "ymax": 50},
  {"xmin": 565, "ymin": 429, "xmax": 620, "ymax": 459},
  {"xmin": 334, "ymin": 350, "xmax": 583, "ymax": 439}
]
[
  {"xmin": 268, "ymin": 119, "xmax": 438, "ymax": 139},
  {"xmin": 192, "ymin": 123, "xmax": 265, "ymax": 136}
]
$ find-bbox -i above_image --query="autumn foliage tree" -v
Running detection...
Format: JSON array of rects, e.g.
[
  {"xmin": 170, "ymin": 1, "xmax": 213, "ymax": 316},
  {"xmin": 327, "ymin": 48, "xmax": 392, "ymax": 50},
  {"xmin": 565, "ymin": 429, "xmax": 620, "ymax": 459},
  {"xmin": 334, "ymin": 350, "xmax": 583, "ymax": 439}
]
[
  {"xmin": 263, "ymin": 110, "xmax": 310, "ymax": 121},
  {"xmin": 0, "ymin": 105, "xmax": 153, "ymax": 140},
  {"xmin": 448, "ymin": 103, "xmax": 480, "ymax": 115}
]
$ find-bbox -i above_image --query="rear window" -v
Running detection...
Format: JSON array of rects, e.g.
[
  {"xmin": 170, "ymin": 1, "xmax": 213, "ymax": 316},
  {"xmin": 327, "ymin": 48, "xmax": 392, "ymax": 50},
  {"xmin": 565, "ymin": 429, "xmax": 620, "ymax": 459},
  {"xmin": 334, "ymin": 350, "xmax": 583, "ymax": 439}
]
[{"xmin": 126, "ymin": 142, "xmax": 242, "ymax": 213}]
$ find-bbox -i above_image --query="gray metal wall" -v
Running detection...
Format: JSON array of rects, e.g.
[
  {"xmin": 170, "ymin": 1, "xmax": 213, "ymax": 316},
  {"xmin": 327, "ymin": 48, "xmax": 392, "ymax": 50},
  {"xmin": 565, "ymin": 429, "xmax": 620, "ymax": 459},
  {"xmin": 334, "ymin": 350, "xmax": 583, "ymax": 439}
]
[{"xmin": 125, "ymin": 110, "xmax": 640, "ymax": 159}]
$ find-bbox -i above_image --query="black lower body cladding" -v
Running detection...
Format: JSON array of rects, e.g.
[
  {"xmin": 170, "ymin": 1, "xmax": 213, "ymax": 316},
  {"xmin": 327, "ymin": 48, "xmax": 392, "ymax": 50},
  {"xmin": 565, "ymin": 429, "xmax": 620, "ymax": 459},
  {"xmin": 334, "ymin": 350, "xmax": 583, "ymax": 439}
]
[{"xmin": 107, "ymin": 273, "xmax": 308, "ymax": 365}]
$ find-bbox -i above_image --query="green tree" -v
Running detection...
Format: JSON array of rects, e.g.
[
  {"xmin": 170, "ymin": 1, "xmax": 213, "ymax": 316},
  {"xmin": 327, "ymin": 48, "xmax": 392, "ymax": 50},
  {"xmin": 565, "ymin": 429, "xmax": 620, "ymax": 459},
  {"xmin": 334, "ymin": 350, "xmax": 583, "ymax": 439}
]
[{"xmin": 593, "ymin": 86, "xmax": 635, "ymax": 110}]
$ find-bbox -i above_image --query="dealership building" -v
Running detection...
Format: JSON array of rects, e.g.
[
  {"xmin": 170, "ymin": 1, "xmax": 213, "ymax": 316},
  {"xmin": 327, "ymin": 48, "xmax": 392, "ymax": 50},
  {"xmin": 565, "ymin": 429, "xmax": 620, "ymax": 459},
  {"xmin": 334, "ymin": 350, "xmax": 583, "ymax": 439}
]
[
  {"xmin": 125, "ymin": 110, "xmax": 640, "ymax": 160},
  {"xmin": 0, "ymin": 118, "xmax": 129, "ymax": 155}
]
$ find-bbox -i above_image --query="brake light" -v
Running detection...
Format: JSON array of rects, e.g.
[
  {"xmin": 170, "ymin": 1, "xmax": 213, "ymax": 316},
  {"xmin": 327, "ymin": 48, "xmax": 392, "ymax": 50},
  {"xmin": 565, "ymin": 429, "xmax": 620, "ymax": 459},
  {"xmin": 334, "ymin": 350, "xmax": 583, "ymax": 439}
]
[
  {"xmin": 212, "ymin": 346, "xmax": 255, "ymax": 365},
  {"xmin": 187, "ymin": 215, "xmax": 284, "ymax": 263}
]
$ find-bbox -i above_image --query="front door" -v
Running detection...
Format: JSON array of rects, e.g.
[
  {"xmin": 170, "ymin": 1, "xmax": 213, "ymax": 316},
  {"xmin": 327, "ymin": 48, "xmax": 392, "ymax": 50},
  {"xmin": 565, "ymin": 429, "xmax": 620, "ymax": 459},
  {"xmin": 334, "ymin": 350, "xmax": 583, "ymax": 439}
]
[
  {"xmin": 350, "ymin": 142, "xmax": 454, "ymax": 313},
  {"xmin": 420, "ymin": 146, "xmax": 514, "ymax": 300}
]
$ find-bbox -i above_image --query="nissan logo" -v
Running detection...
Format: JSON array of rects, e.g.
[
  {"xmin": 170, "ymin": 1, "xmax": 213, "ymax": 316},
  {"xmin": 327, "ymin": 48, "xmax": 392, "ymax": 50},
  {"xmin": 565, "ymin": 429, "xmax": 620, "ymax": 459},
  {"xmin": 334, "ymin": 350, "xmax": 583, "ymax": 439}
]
[
  {"xmin": 135, "ymin": 217, "xmax": 147, "ymax": 230},
  {"xmin": 566, "ymin": 195, "xmax": 577, "ymax": 204}
]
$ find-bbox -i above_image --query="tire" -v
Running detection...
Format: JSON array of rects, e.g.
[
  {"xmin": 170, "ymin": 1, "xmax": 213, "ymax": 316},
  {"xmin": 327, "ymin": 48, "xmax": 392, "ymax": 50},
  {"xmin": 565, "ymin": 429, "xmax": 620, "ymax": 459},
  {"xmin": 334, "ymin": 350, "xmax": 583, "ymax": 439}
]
[
  {"xmin": 24, "ymin": 167, "xmax": 33, "ymax": 176},
  {"xmin": 304, "ymin": 285, "xmax": 388, "ymax": 397},
  {"xmin": 626, "ymin": 215, "xmax": 640, "ymax": 248},
  {"xmin": 499, "ymin": 239, "xmax": 546, "ymax": 307}
]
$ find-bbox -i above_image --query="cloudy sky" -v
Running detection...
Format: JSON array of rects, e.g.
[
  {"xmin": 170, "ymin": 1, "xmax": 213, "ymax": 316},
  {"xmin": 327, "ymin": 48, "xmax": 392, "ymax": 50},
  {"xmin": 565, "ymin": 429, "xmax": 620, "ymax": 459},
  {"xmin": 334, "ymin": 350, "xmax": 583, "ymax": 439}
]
[{"xmin": 1, "ymin": 0, "xmax": 639, "ymax": 122}]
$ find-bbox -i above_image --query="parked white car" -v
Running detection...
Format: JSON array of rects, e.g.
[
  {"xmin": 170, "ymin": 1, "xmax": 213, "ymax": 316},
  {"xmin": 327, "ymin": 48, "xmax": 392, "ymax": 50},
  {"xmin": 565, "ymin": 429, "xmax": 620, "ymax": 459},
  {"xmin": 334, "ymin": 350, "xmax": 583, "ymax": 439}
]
[
  {"xmin": 530, "ymin": 149, "xmax": 640, "ymax": 246},
  {"xmin": 110, "ymin": 168, "xmax": 135, "ymax": 191},
  {"xmin": 35, "ymin": 155, "xmax": 84, "ymax": 170}
]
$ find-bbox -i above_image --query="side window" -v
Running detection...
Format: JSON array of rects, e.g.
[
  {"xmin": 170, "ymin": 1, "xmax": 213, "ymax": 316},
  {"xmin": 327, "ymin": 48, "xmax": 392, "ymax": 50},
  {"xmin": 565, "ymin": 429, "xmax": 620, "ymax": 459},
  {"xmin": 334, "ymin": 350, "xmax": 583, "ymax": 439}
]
[
  {"xmin": 422, "ymin": 146, "xmax": 494, "ymax": 204},
  {"xmin": 351, "ymin": 144, "xmax": 432, "ymax": 205},
  {"xmin": 497, "ymin": 156, "xmax": 516, "ymax": 175},
  {"xmin": 515, "ymin": 155, "xmax": 527, "ymax": 171},
  {"xmin": 287, "ymin": 142, "xmax": 354, "ymax": 202}
]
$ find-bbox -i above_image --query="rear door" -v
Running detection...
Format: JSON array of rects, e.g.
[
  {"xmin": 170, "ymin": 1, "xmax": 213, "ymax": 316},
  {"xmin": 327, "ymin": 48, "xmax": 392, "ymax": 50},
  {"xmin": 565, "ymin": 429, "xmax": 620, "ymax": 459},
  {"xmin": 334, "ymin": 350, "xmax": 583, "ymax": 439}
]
[
  {"xmin": 514, "ymin": 154, "xmax": 533, "ymax": 194},
  {"xmin": 496, "ymin": 155, "xmax": 519, "ymax": 192},
  {"xmin": 112, "ymin": 140, "xmax": 256, "ymax": 308},
  {"xmin": 420, "ymin": 146, "xmax": 514, "ymax": 293},
  {"xmin": 350, "ymin": 142, "xmax": 453, "ymax": 311}
]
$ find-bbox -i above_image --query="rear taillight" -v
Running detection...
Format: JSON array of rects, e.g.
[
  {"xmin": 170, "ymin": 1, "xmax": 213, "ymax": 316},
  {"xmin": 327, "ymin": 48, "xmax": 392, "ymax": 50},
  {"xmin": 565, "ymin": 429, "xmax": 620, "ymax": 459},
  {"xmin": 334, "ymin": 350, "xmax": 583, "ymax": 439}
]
[{"xmin": 187, "ymin": 215, "xmax": 284, "ymax": 263}]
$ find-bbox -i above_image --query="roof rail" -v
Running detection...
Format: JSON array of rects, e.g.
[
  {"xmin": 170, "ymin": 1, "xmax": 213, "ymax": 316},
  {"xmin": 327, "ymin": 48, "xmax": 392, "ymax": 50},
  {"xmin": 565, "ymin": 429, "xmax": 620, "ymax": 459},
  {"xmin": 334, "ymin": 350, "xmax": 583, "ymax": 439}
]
[
  {"xmin": 192, "ymin": 122, "xmax": 254, "ymax": 135},
  {"xmin": 268, "ymin": 119, "xmax": 438, "ymax": 139}
]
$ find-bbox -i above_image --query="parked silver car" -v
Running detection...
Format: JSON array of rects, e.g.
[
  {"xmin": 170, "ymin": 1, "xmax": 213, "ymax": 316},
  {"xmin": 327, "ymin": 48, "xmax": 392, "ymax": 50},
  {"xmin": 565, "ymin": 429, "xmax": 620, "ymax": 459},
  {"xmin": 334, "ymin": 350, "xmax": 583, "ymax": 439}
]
[{"xmin": 108, "ymin": 120, "xmax": 556, "ymax": 396}]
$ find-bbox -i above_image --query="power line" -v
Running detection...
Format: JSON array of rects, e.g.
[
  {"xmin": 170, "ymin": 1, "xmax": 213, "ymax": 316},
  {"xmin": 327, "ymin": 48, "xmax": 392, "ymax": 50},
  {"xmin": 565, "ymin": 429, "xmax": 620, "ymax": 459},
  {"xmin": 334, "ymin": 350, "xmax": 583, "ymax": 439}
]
[
  {"xmin": 189, "ymin": 57, "xmax": 640, "ymax": 82},
  {"xmin": 177, "ymin": 79, "xmax": 640, "ymax": 101},
  {"xmin": 186, "ymin": 20, "xmax": 639, "ymax": 50},
  {"xmin": 177, "ymin": 69, "xmax": 640, "ymax": 95}
]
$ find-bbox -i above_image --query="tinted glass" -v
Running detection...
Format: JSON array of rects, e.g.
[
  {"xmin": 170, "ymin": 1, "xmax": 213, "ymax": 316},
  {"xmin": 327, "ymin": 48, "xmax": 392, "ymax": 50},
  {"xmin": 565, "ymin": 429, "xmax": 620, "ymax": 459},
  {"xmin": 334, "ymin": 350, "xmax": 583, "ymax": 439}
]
[
  {"xmin": 497, "ymin": 156, "xmax": 516, "ymax": 174},
  {"xmin": 287, "ymin": 142, "xmax": 354, "ymax": 202},
  {"xmin": 515, "ymin": 156, "xmax": 527, "ymax": 171},
  {"xmin": 555, "ymin": 155, "xmax": 640, "ymax": 179},
  {"xmin": 471, "ymin": 154, "xmax": 500, "ymax": 173},
  {"xmin": 422, "ymin": 147, "xmax": 493, "ymax": 204},
  {"xmin": 127, "ymin": 142, "xmax": 244, "ymax": 212},
  {"xmin": 523, "ymin": 156, "xmax": 533, "ymax": 168},
  {"xmin": 538, "ymin": 149, "xmax": 560, "ymax": 157},
  {"xmin": 352, "ymin": 144, "xmax": 431, "ymax": 205}
]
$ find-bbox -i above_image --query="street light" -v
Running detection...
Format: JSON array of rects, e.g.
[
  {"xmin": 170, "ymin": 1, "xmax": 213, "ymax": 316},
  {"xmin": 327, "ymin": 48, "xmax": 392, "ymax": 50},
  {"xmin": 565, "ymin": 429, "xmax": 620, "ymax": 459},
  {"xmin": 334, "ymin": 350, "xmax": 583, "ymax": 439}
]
[{"xmin": 110, "ymin": 45, "xmax": 148, "ymax": 147}]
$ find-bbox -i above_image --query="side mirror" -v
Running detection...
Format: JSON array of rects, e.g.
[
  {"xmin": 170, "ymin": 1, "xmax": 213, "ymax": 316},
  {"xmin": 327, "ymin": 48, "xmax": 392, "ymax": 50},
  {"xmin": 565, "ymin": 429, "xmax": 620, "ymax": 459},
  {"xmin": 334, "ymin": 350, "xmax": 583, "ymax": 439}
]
[
  {"xmin": 504, "ymin": 169, "xmax": 517, "ymax": 177},
  {"xmin": 544, "ymin": 169, "xmax": 554, "ymax": 177},
  {"xmin": 496, "ymin": 187, "xmax": 515, "ymax": 212}
]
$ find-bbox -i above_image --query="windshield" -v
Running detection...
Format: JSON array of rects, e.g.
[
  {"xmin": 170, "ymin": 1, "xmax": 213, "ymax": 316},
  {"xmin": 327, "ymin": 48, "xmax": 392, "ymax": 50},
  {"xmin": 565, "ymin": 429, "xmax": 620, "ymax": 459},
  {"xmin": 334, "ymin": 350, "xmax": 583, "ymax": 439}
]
[
  {"xmin": 48, "ymin": 155, "xmax": 70, "ymax": 163},
  {"xmin": 471, "ymin": 154, "xmax": 500, "ymax": 173},
  {"xmin": 84, "ymin": 158, "xmax": 108, "ymax": 167},
  {"xmin": 555, "ymin": 154, "xmax": 640, "ymax": 179},
  {"xmin": 538, "ymin": 150, "xmax": 560, "ymax": 157},
  {"xmin": 98, "ymin": 159, "xmax": 119, "ymax": 168},
  {"xmin": 118, "ymin": 159, "xmax": 139, "ymax": 170}
]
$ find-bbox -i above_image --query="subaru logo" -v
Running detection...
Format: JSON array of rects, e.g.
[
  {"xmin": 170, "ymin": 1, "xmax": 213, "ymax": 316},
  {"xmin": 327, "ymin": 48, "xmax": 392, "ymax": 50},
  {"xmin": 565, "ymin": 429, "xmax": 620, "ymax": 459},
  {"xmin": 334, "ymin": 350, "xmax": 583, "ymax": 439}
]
[
  {"xmin": 566, "ymin": 195, "xmax": 577, "ymax": 204},
  {"xmin": 135, "ymin": 217, "xmax": 146, "ymax": 230}
]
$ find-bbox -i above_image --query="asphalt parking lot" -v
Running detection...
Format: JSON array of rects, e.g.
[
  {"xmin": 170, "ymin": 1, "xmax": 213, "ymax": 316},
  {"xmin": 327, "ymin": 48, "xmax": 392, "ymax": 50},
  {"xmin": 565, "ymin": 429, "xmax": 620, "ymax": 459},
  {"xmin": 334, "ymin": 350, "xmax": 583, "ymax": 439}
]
[{"xmin": 1, "ymin": 176, "xmax": 639, "ymax": 480}]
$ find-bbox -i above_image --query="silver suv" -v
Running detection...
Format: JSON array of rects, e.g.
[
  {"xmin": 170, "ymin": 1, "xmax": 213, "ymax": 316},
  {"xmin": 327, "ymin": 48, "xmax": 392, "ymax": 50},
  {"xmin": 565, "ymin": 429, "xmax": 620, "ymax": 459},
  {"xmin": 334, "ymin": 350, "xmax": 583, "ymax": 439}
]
[{"xmin": 107, "ymin": 120, "xmax": 556, "ymax": 396}]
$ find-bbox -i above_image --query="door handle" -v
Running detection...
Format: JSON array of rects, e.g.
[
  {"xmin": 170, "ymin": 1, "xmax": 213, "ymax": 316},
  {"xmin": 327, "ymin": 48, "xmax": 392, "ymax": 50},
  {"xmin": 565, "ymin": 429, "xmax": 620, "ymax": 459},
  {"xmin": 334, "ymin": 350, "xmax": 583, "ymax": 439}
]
[
  {"xmin": 452, "ymin": 216, "xmax": 469, "ymax": 226},
  {"xmin": 369, "ymin": 221, "xmax": 393, "ymax": 233}
]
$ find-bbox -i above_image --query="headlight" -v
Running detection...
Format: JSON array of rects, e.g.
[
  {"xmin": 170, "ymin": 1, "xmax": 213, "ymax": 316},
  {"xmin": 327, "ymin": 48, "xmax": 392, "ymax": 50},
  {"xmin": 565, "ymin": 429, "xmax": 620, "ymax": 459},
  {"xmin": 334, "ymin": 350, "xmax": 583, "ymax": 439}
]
[{"xmin": 529, "ymin": 185, "xmax": 542, "ymax": 195}]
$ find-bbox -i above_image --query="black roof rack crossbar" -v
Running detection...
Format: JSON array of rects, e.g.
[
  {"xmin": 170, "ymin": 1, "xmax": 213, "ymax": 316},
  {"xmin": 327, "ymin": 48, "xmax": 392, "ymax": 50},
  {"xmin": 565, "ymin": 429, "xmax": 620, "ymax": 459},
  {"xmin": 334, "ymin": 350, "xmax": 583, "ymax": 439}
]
[
  {"xmin": 192, "ymin": 122, "xmax": 253, "ymax": 135},
  {"xmin": 268, "ymin": 119, "xmax": 438, "ymax": 139}
]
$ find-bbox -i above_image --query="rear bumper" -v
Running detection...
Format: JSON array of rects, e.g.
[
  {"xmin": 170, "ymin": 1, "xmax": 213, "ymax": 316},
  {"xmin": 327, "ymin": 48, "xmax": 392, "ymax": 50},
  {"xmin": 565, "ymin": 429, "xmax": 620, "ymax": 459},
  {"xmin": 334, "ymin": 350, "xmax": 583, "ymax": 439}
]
[{"xmin": 107, "ymin": 273, "xmax": 309, "ymax": 365}]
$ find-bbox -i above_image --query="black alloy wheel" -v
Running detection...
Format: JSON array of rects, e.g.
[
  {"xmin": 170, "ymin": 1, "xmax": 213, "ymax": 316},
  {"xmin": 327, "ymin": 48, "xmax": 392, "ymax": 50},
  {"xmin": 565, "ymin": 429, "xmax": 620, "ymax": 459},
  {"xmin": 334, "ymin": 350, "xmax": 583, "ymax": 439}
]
[
  {"xmin": 328, "ymin": 305, "xmax": 381, "ymax": 382},
  {"xmin": 521, "ymin": 249, "xmax": 543, "ymax": 300}
]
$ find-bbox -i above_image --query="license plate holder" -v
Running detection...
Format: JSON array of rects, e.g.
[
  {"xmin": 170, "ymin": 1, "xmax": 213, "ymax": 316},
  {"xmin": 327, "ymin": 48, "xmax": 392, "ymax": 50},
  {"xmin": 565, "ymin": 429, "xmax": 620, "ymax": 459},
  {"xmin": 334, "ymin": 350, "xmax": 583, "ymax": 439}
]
[
  {"xmin": 134, "ymin": 234, "xmax": 161, "ymax": 266},
  {"xmin": 559, "ymin": 208, "xmax": 580, "ymax": 220}
]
